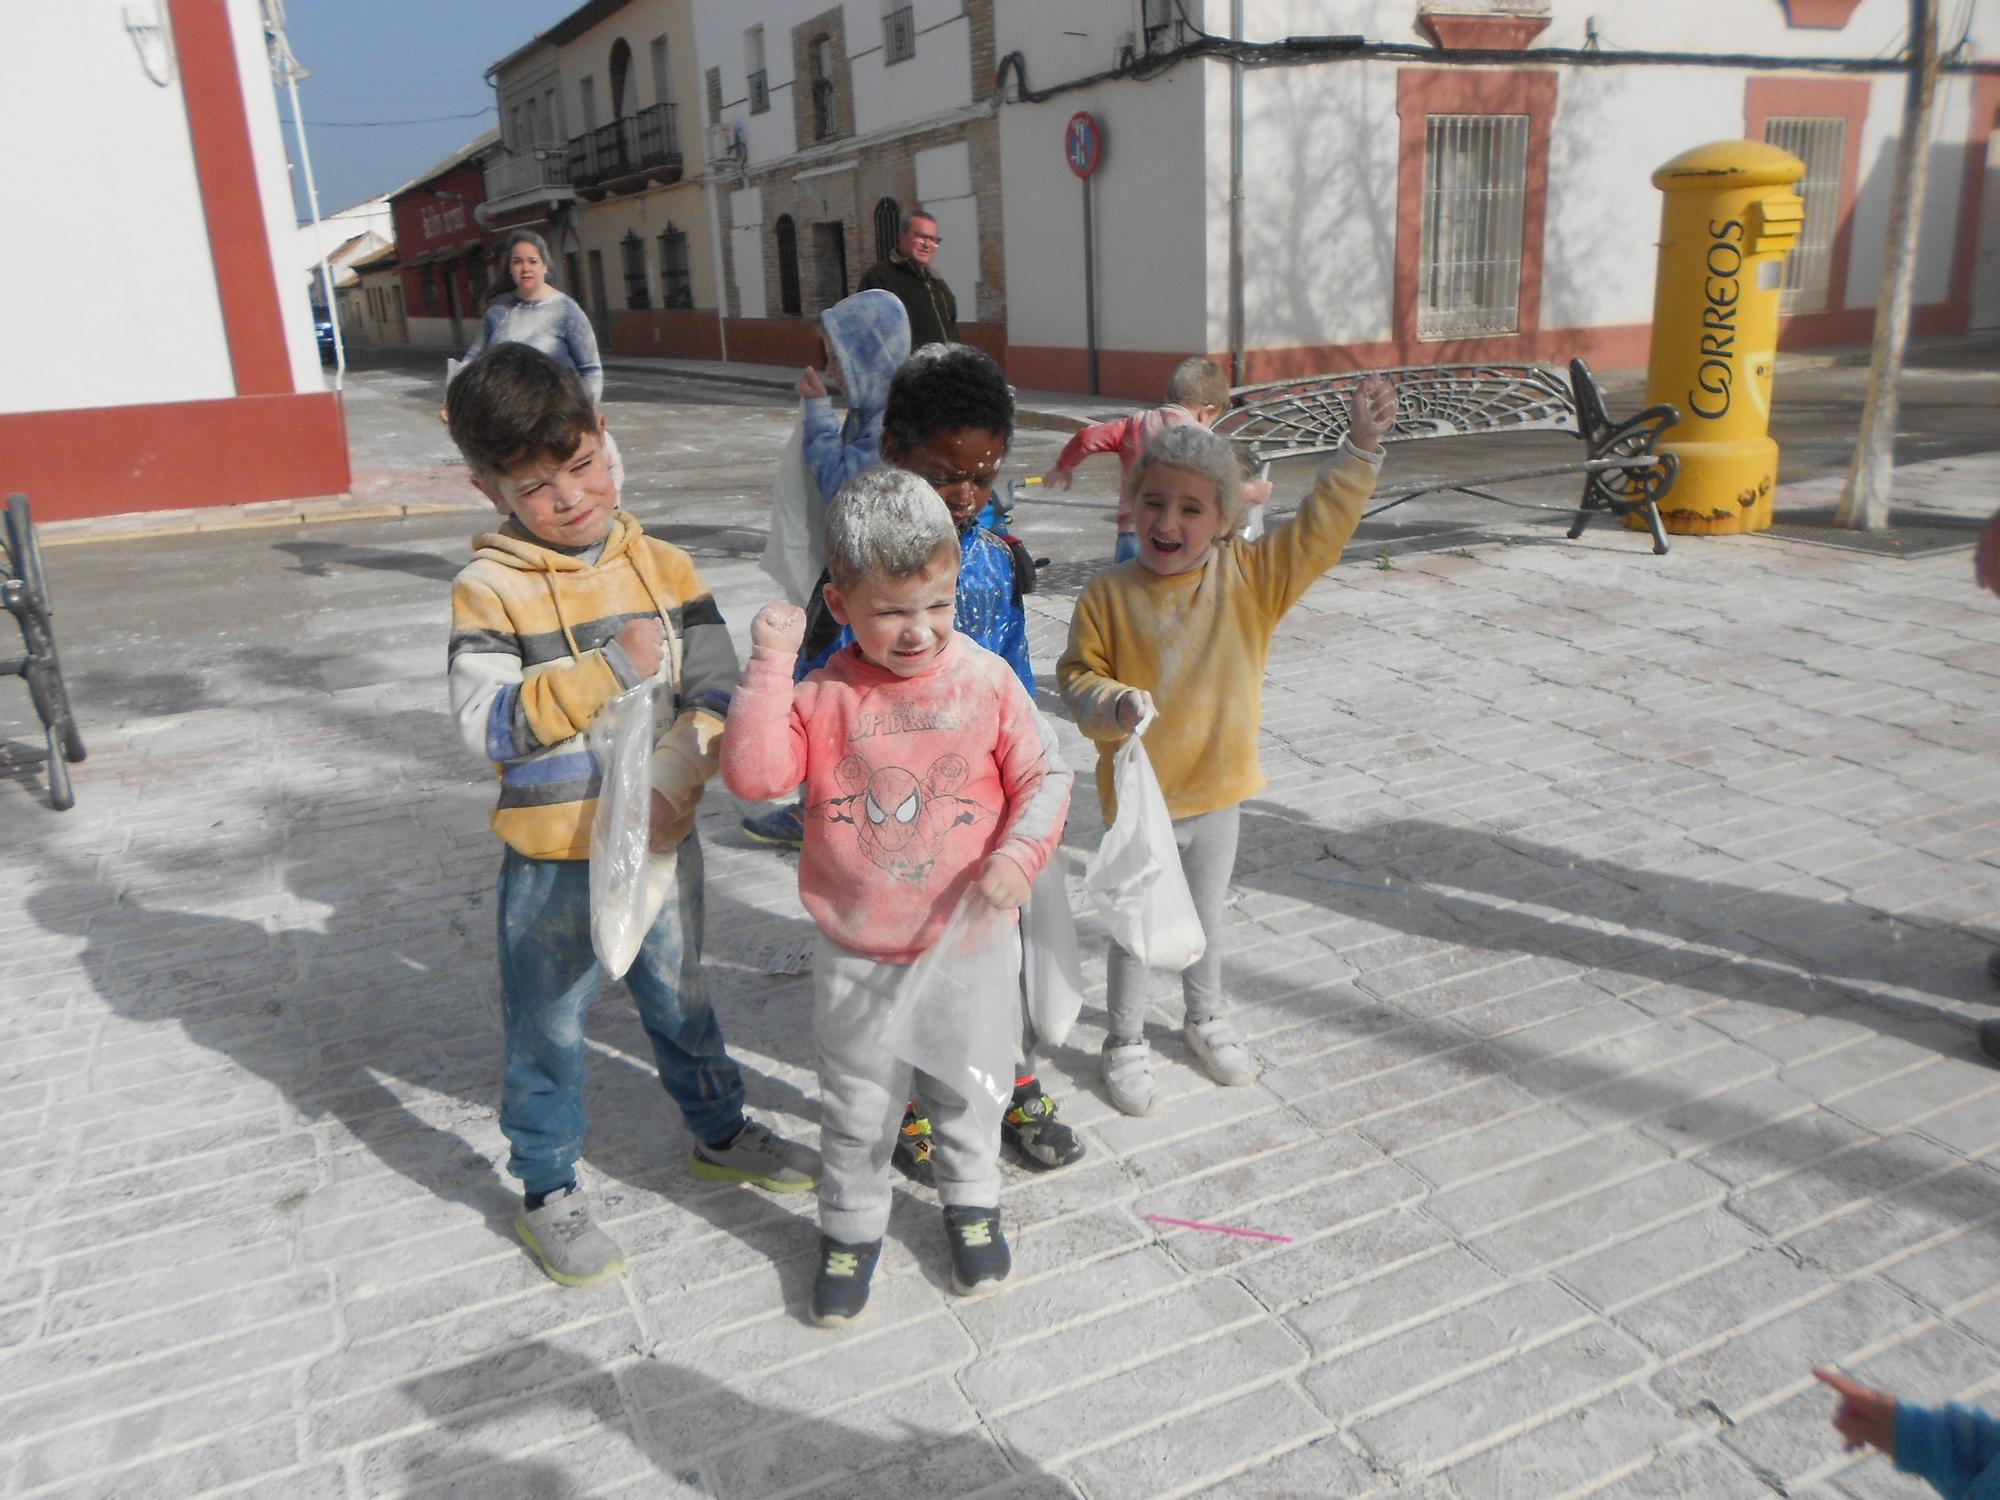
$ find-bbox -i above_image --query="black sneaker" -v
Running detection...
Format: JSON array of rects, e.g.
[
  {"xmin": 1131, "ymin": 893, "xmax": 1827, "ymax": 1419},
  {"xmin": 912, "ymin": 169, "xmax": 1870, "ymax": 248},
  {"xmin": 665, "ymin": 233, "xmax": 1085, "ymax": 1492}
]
[
  {"xmin": 1979, "ymin": 1019, "xmax": 2000, "ymax": 1066},
  {"xmin": 1987, "ymin": 949, "xmax": 2000, "ymax": 987},
  {"xmin": 1002, "ymin": 1082, "xmax": 1085, "ymax": 1170},
  {"xmin": 943, "ymin": 1205, "xmax": 1011, "ymax": 1296},
  {"xmin": 811, "ymin": 1235, "xmax": 882, "ymax": 1327},
  {"xmin": 892, "ymin": 1103, "xmax": 934, "ymax": 1185}
]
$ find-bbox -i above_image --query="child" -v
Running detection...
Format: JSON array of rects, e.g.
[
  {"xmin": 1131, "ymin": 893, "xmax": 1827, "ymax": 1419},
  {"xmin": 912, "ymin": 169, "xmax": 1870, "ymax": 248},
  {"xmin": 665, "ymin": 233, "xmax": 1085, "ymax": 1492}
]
[
  {"xmin": 741, "ymin": 289, "xmax": 909, "ymax": 844},
  {"xmin": 446, "ymin": 343, "xmax": 817, "ymax": 1287},
  {"xmin": 1041, "ymin": 356, "xmax": 1272, "ymax": 563},
  {"xmin": 1056, "ymin": 376, "xmax": 1397, "ymax": 1115},
  {"xmin": 751, "ymin": 343, "xmax": 1084, "ymax": 1173},
  {"xmin": 721, "ymin": 470, "xmax": 1073, "ymax": 1325},
  {"xmin": 1816, "ymin": 1367, "xmax": 2000, "ymax": 1495}
]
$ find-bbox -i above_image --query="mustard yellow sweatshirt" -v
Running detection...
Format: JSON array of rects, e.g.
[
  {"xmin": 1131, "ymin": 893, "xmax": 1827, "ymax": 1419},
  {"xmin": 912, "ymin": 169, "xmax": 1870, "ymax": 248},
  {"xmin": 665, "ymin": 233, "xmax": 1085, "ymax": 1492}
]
[{"xmin": 1057, "ymin": 442, "xmax": 1382, "ymax": 822}]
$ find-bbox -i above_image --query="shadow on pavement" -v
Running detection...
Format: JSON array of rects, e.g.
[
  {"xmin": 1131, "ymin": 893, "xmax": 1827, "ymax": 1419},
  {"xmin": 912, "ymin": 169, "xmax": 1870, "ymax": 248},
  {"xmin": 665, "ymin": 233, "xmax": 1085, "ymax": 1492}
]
[
  {"xmin": 274, "ymin": 537, "xmax": 463, "ymax": 583},
  {"xmin": 388, "ymin": 1336, "xmax": 1060, "ymax": 1499}
]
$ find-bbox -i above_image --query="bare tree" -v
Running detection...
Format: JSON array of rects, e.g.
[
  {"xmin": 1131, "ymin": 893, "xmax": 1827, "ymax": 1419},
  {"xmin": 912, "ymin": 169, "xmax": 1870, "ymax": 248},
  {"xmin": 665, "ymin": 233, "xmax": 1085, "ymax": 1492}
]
[{"xmin": 1836, "ymin": 0, "xmax": 1942, "ymax": 530}]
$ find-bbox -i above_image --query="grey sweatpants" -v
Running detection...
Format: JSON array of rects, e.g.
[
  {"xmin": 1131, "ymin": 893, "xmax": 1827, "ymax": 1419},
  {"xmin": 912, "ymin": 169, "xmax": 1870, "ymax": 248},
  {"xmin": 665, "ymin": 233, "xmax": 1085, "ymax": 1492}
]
[
  {"xmin": 814, "ymin": 931, "xmax": 1018, "ymax": 1244},
  {"xmin": 1104, "ymin": 803, "xmax": 1241, "ymax": 1041}
]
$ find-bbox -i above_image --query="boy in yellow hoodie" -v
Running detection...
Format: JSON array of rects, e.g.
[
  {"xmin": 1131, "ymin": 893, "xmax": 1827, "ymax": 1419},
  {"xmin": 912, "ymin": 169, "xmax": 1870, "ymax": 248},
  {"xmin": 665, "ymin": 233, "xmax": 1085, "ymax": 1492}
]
[
  {"xmin": 446, "ymin": 344, "xmax": 816, "ymax": 1286},
  {"xmin": 1058, "ymin": 376, "xmax": 1397, "ymax": 1115}
]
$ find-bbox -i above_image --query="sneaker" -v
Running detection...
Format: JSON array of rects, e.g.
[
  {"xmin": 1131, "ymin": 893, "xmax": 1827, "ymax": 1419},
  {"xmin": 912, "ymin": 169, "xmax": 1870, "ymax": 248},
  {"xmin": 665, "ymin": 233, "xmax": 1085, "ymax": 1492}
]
[
  {"xmin": 1184, "ymin": 1015, "xmax": 1257, "ymax": 1087},
  {"xmin": 943, "ymin": 1205, "xmax": 1011, "ymax": 1295},
  {"xmin": 1980, "ymin": 1019, "xmax": 2000, "ymax": 1066},
  {"xmin": 1102, "ymin": 1038, "xmax": 1160, "ymax": 1117},
  {"xmin": 516, "ymin": 1185, "xmax": 624, "ymax": 1287},
  {"xmin": 892, "ymin": 1104, "xmax": 934, "ymax": 1185},
  {"xmin": 811, "ymin": 1234, "xmax": 882, "ymax": 1327},
  {"xmin": 1987, "ymin": 950, "xmax": 2000, "ymax": 986},
  {"xmin": 1003, "ymin": 1084, "xmax": 1085, "ymax": 1169},
  {"xmin": 689, "ymin": 1119, "xmax": 819, "ymax": 1192},
  {"xmin": 742, "ymin": 802, "xmax": 805, "ymax": 848}
]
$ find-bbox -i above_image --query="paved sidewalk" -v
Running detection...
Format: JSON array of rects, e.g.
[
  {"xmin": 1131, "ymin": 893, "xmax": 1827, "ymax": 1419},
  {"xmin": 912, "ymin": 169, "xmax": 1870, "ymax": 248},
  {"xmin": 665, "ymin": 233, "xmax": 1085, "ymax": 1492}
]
[{"xmin": 6, "ymin": 425, "xmax": 2000, "ymax": 1497}]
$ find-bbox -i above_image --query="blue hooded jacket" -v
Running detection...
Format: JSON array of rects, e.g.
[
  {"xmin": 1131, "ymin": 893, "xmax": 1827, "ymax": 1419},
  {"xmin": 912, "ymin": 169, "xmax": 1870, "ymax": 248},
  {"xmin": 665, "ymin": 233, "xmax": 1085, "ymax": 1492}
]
[{"xmin": 800, "ymin": 289, "xmax": 910, "ymax": 504}]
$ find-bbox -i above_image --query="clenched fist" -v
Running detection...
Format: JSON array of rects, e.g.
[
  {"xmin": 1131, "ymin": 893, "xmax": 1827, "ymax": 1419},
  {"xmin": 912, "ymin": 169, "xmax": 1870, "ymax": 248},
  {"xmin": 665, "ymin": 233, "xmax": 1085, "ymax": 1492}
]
[
  {"xmin": 1346, "ymin": 374, "xmax": 1399, "ymax": 455},
  {"xmin": 977, "ymin": 853, "xmax": 1031, "ymax": 910},
  {"xmin": 616, "ymin": 617, "xmax": 665, "ymax": 681},
  {"xmin": 751, "ymin": 602, "xmax": 806, "ymax": 653}
]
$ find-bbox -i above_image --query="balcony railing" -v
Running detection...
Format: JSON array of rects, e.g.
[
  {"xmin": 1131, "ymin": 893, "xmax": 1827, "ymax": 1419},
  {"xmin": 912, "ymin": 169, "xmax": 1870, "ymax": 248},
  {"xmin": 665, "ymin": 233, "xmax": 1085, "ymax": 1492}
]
[
  {"xmin": 483, "ymin": 146, "xmax": 572, "ymax": 204},
  {"xmin": 566, "ymin": 104, "xmax": 682, "ymax": 193}
]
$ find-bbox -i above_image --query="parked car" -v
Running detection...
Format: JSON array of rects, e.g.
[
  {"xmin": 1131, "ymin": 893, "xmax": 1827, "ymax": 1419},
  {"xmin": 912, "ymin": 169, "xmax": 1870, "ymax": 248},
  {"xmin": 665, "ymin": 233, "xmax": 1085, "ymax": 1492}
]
[{"xmin": 314, "ymin": 313, "xmax": 336, "ymax": 364}]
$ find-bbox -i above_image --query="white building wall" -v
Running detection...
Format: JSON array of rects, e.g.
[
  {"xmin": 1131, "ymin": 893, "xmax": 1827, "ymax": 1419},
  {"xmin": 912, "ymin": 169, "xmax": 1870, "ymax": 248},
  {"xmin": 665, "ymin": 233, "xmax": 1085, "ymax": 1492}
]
[
  {"xmin": 1004, "ymin": 0, "xmax": 1996, "ymax": 374},
  {"xmin": 848, "ymin": 0, "xmax": 974, "ymax": 134},
  {"xmin": 997, "ymin": 2, "xmax": 1212, "ymax": 357},
  {"xmin": 3, "ymin": 7, "xmax": 234, "ymax": 412},
  {"xmin": 731, "ymin": 185, "xmax": 770, "ymax": 318}
]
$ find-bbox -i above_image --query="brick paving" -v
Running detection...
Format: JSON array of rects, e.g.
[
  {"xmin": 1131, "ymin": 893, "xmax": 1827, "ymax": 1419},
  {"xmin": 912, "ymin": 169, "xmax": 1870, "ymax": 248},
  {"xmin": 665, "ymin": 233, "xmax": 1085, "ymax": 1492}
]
[{"xmin": 6, "ymin": 366, "xmax": 2000, "ymax": 1496}]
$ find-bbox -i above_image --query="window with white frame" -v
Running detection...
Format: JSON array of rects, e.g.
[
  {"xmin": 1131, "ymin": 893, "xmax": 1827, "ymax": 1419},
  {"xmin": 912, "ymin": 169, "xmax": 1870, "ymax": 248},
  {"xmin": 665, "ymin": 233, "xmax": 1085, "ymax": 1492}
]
[
  {"xmin": 1763, "ymin": 115, "xmax": 1844, "ymax": 314},
  {"xmin": 883, "ymin": 1, "xmax": 915, "ymax": 64},
  {"xmin": 1417, "ymin": 113, "xmax": 1529, "ymax": 340},
  {"xmin": 746, "ymin": 26, "xmax": 769, "ymax": 114}
]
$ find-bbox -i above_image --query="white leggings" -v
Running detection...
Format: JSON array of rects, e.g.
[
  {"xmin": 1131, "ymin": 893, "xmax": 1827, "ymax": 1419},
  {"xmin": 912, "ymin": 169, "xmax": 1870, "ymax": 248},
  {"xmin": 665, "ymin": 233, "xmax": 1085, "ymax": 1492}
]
[{"xmin": 1103, "ymin": 803, "xmax": 1241, "ymax": 1041}]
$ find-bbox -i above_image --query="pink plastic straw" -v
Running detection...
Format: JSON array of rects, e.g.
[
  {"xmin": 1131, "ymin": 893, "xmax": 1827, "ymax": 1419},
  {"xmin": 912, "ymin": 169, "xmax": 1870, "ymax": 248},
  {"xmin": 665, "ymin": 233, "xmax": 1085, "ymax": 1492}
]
[{"xmin": 1144, "ymin": 1213, "xmax": 1292, "ymax": 1244}]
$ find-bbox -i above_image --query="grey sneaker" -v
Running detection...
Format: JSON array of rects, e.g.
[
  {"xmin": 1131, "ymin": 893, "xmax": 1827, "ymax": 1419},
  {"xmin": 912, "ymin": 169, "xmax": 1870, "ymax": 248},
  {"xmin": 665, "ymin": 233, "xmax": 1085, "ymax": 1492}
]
[
  {"xmin": 516, "ymin": 1185, "xmax": 624, "ymax": 1287},
  {"xmin": 689, "ymin": 1119, "xmax": 819, "ymax": 1192},
  {"xmin": 1185, "ymin": 1015, "xmax": 1256, "ymax": 1087},
  {"xmin": 1102, "ymin": 1038, "xmax": 1160, "ymax": 1117}
]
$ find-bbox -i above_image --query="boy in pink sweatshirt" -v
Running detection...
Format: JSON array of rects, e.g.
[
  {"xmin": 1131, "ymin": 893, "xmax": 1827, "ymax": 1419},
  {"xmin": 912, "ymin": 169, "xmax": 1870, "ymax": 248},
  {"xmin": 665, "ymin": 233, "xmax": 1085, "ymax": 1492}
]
[{"xmin": 722, "ymin": 468, "xmax": 1071, "ymax": 1326}]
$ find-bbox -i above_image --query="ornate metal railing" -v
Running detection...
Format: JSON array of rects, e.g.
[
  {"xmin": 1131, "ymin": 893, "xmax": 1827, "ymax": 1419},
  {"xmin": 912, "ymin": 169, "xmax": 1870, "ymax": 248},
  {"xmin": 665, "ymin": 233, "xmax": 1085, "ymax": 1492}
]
[{"xmin": 1214, "ymin": 360, "xmax": 1681, "ymax": 554}]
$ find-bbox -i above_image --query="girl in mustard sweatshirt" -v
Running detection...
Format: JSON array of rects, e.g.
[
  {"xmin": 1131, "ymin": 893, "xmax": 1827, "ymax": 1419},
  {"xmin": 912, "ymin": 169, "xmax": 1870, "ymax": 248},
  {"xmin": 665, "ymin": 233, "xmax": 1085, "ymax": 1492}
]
[{"xmin": 1057, "ymin": 375, "xmax": 1397, "ymax": 1116}]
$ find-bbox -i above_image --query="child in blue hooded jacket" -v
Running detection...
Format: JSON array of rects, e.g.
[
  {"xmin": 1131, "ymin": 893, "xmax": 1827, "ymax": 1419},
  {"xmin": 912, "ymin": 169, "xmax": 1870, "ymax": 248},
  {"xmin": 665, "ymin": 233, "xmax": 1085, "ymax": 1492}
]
[{"xmin": 796, "ymin": 288, "xmax": 911, "ymax": 505}]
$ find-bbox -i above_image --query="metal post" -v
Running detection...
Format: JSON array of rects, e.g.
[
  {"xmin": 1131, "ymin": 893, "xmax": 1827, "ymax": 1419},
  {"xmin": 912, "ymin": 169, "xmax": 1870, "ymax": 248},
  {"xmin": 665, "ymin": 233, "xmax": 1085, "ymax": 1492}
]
[{"xmin": 1083, "ymin": 174, "xmax": 1098, "ymax": 396}]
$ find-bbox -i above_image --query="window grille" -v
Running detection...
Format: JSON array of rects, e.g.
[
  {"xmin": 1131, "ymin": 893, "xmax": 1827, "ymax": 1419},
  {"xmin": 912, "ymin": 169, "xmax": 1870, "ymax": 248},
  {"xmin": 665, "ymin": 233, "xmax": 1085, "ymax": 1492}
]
[
  {"xmin": 1764, "ymin": 115, "xmax": 1845, "ymax": 314},
  {"xmin": 883, "ymin": 6, "xmax": 915, "ymax": 64},
  {"xmin": 749, "ymin": 70, "xmax": 770, "ymax": 113},
  {"xmin": 746, "ymin": 27, "xmax": 769, "ymax": 114},
  {"xmin": 621, "ymin": 232, "xmax": 649, "ymax": 310},
  {"xmin": 658, "ymin": 225, "xmax": 693, "ymax": 309},
  {"xmin": 873, "ymin": 198, "xmax": 900, "ymax": 264},
  {"xmin": 1417, "ymin": 113, "xmax": 1529, "ymax": 340},
  {"xmin": 775, "ymin": 215, "xmax": 801, "ymax": 316}
]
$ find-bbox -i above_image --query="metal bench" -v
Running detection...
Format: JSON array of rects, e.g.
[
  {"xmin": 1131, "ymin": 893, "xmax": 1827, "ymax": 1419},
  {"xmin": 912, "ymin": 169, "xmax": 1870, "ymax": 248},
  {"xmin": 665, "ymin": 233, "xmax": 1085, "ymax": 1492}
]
[
  {"xmin": 1214, "ymin": 359, "xmax": 1681, "ymax": 555},
  {"xmin": 2, "ymin": 494, "xmax": 86, "ymax": 810}
]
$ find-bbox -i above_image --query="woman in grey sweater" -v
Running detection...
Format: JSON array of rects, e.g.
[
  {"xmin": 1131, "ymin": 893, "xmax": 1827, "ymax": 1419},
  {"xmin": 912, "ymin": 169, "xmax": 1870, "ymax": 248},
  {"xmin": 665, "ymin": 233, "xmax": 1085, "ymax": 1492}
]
[{"xmin": 465, "ymin": 230, "xmax": 604, "ymax": 400}]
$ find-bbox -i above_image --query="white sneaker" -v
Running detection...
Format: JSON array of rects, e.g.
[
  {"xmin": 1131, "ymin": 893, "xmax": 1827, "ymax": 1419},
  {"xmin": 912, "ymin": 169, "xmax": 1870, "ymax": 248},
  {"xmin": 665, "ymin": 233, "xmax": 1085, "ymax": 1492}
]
[
  {"xmin": 1102, "ymin": 1039, "xmax": 1160, "ymax": 1116},
  {"xmin": 1184, "ymin": 1015, "xmax": 1256, "ymax": 1087}
]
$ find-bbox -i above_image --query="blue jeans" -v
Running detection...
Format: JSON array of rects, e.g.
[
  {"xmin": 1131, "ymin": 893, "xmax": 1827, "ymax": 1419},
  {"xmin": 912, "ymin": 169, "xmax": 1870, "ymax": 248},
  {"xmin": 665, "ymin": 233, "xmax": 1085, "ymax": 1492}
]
[{"xmin": 496, "ymin": 839, "xmax": 745, "ymax": 1196}]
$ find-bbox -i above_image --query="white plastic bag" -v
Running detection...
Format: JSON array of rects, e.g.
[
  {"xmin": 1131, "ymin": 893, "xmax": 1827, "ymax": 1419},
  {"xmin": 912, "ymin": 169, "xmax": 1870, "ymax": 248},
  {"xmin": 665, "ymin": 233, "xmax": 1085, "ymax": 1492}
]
[
  {"xmin": 760, "ymin": 416, "xmax": 824, "ymax": 606},
  {"xmin": 878, "ymin": 889, "xmax": 1018, "ymax": 1114},
  {"xmin": 1084, "ymin": 728, "xmax": 1207, "ymax": 971},
  {"xmin": 1021, "ymin": 859, "xmax": 1086, "ymax": 1048},
  {"xmin": 587, "ymin": 673, "xmax": 679, "ymax": 978}
]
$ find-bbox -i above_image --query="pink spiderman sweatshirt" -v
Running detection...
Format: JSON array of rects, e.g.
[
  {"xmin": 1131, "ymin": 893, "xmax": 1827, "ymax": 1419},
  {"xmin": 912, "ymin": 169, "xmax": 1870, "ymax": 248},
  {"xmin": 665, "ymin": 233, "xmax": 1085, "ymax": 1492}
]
[{"xmin": 722, "ymin": 634, "xmax": 1072, "ymax": 965}]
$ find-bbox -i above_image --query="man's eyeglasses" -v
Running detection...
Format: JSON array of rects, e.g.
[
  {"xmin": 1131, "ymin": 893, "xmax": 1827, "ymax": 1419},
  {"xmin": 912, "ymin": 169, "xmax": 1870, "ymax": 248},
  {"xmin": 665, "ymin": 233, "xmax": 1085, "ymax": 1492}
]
[{"xmin": 910, "ymin": 233, "xmax": 941, "ymax": 246}]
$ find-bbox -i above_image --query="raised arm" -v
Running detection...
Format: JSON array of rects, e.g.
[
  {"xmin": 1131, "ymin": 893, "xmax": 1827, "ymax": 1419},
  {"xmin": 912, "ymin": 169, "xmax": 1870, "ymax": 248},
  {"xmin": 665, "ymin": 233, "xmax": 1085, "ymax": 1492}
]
[{"xmin": 718, "ymin": 605, "xmax": 812, "ymax": 803}]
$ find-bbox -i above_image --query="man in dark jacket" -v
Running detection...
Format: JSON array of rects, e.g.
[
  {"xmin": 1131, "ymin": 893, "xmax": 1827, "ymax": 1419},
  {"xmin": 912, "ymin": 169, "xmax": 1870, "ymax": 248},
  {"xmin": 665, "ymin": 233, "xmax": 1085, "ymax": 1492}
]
[{"xmin": 858, "ymin": 209, "xmax": 958, "ymax": 349}]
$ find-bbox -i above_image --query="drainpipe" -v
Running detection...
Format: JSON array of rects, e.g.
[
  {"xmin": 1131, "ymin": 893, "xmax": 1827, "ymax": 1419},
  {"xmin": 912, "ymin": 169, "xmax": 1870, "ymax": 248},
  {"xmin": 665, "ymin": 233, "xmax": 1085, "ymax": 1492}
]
[{"xmin": 1228, "ymin": 0, "xmax": 1245, "ymax": 384}]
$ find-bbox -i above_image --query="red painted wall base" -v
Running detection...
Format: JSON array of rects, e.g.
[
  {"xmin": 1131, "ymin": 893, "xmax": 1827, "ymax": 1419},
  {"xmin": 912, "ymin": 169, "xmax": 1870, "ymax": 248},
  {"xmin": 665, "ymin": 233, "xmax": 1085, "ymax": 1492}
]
[{"xmin": 0, "ymin": 392, "xmax": 352, "ymax": 523}]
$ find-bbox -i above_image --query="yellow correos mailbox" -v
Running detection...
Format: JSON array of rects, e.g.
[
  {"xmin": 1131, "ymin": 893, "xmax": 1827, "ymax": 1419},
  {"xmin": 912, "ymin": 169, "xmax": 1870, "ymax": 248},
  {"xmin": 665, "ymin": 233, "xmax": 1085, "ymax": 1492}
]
[{"xmin": 1640, "ymin": 141, "xmax": 1805, "ymax": 536}]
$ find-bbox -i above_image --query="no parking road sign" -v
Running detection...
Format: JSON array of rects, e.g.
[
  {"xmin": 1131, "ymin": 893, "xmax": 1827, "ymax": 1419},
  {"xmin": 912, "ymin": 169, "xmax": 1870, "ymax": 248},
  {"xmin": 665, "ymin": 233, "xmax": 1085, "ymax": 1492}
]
[{"xmin": 1065, "ymin": 112, "xmax": 1102, "ymax": 179}]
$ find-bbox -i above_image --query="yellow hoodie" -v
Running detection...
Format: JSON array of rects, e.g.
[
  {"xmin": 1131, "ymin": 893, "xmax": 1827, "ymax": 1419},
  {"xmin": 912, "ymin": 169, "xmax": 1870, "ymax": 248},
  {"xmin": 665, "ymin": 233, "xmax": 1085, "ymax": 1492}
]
[{"xmin": 1057, "ymin": 442, "xmax": 1381, "ymax": 822}]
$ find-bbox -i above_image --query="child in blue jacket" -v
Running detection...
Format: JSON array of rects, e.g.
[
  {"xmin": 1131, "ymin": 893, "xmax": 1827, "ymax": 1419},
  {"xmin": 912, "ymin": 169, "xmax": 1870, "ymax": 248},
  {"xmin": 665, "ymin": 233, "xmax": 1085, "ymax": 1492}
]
[{"xmin": 1818, "ymin": 1367, "xmax": 2000, "ymax": 1496}]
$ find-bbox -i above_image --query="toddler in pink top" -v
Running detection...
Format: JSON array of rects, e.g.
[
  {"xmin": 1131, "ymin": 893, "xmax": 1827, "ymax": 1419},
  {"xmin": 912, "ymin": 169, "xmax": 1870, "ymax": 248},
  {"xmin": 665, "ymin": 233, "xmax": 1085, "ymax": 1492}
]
[{"xmin": 722, "ymin": 468, "xmax": 1071, "ymax": 1327}]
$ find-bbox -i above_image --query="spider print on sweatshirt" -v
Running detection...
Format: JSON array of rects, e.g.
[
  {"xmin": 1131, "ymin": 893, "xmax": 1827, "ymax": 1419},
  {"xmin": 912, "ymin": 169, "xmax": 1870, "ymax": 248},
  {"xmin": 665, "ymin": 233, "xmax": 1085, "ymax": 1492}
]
[{"xmin": 809, "ymin": 750, "xmax": 995, "ymax": 883}]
